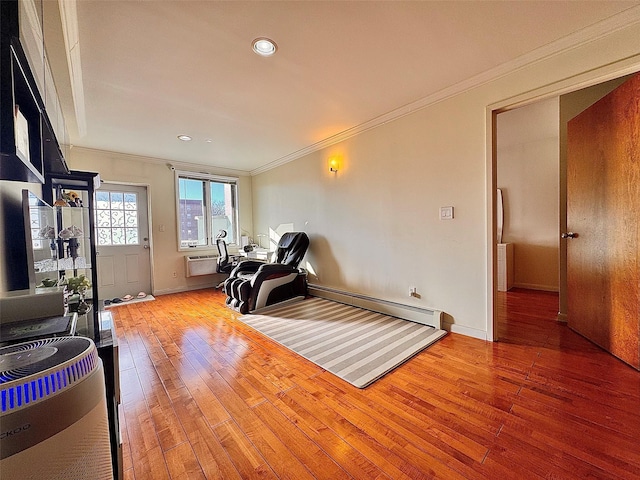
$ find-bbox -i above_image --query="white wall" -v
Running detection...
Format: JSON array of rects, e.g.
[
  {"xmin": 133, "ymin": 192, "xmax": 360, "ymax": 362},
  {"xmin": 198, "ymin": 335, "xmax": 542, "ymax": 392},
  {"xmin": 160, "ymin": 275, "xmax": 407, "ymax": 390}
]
[
  {"xmin": 497, "ymin": 98, "xmax": 559, "ymax": 291},
  {"xmin": 67, "ymin": 148, "xmax": 253, "ymax": 295},
  {"xmin": 251, "ymin": 23, "xmax": 640, "ymax": 339}
]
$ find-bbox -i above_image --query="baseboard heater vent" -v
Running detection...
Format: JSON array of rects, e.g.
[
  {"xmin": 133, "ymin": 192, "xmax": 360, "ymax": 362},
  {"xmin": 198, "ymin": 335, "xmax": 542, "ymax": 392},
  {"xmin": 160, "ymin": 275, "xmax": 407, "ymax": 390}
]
[
  {"xmin": 185, "ymin": 255, "xmax": 218, "ymax": 277},
  {"xmin": 308, "ymin": 284, "xmax": 443, "ymax": 330}
]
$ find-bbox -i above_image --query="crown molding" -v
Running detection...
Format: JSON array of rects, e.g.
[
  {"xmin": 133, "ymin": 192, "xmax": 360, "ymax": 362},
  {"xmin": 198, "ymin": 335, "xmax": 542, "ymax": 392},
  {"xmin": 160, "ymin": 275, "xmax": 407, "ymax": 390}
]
[
  {"xmin": 70, "ymin": 146, "xmax": 251, "ymax": 177},
  {"xmin": 251, "ymin": 5, "xmax": 640, "ymax": 176}
]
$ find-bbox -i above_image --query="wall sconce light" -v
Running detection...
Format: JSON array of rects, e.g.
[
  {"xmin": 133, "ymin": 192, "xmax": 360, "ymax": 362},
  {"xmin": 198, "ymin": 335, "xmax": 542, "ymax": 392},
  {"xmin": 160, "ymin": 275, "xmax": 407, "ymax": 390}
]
[{"xmin": 329, "ymin": 156, "xmax": 340, "ymax": 172}]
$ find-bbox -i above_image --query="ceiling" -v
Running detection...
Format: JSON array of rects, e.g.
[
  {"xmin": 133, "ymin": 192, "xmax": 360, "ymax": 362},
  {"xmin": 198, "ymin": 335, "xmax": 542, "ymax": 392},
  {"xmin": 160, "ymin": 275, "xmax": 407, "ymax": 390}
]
[{"xmin": 45, "ymin": 1, "xmax": 640, "ymax": 175}]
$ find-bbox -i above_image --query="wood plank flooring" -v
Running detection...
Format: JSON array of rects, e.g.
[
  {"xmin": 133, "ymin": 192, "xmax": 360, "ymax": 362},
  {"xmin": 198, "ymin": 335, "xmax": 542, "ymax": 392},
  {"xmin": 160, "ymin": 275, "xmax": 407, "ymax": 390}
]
[{"xmin": 112, "ymin": 288, "xmax": 640, "ymax": 479}]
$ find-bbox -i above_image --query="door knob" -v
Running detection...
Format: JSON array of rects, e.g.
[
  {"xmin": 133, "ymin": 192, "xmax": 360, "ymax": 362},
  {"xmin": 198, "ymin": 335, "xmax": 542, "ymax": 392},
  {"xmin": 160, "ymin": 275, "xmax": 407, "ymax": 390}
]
[
  {"xmin": 561, "ymin": 232, "xmax": 578, "ymax": 239},
  {"xmin": 143, "ymin": 245, "xmax": 149, "ymax": 249}
]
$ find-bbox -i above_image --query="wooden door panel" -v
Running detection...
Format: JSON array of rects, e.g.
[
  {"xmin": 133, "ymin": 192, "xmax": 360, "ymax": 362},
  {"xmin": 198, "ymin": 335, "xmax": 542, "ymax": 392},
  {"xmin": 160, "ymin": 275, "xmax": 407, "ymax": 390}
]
[{"xmin": 567, "ymin": 73, "xmax": 640, "ymax": 369}]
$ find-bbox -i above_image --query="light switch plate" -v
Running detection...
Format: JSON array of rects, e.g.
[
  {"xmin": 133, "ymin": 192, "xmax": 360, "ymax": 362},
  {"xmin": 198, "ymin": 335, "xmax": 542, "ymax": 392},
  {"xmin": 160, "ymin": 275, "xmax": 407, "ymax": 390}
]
[{"xmin": 440, "ymin": 206, "xmax": 454, "ymax": 220}]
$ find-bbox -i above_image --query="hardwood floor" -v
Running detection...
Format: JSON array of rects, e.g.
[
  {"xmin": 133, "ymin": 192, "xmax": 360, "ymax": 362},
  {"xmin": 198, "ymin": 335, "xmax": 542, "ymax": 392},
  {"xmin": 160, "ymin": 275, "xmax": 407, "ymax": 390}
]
[{"xmin": 112, "ymin": 288, "xmax": 640, "ymax": 479}]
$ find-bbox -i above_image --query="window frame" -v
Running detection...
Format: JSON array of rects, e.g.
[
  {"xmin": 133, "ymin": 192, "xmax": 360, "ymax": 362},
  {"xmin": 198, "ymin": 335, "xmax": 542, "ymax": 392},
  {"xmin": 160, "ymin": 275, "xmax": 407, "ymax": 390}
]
[
  {"xmin": 27, "ymin": 194, "xmax": 45, "ymax": 250},
  {"xmin": 174, "ymin": 170, "xmax": 239, "ymax": 251}
]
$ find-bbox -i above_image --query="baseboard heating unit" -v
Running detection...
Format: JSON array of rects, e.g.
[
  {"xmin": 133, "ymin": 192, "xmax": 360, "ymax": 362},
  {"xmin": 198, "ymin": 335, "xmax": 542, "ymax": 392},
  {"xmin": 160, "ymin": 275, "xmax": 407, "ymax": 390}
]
[
  {"xmin": 0, "ymin": 336, "xmax": 113, "ymax": 480},
  {"xmin": 308, "ymin": 284, "xmax": 443, "ymax": 330}
]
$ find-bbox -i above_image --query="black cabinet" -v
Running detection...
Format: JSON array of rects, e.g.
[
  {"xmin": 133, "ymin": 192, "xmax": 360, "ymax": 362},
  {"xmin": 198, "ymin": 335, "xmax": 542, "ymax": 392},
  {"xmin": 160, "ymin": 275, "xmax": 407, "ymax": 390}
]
[
  {"xmin": 96, "ymin": 318, "xmax": 124, "ymax": 480},
  {"xmin": 42, "ymin": 172, "xmax": 124, "ymax": 479},
  {"xmin": 25, "ymin": 177, "xmax": 123, "ymax": 479},
  {"xmin": 1, "ymin": 0, "xmax": 68, "ymax": 183},
  {"xmin": 43, "ymin": 170, "xmax": 101, "ymax": 338}
]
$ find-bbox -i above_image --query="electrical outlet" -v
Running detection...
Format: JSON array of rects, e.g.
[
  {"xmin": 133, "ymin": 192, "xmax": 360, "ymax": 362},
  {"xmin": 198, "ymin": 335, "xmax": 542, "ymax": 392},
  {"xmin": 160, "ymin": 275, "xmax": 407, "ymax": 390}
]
[
  {"xmin": 172, "ymin": 271, "xmax": 177, "ymax": 278},
  {"xmin": 410, "ymin": 286, "xmax": 417, "ymax": 296}
]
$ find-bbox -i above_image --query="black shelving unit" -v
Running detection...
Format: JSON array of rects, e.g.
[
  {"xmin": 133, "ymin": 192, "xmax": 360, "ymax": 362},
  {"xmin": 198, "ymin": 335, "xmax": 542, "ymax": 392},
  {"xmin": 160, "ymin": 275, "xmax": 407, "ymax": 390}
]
[
  {"xmin": 43, "ymin": 170, "xmax": 124, "ymax": 480},
  {"xmin": 0, "ymin": 1, "xmax": 69, "ymax": 183},
  {"xmin": 43, "ymin": 170, "xmax": 101, "ymax": 340}
]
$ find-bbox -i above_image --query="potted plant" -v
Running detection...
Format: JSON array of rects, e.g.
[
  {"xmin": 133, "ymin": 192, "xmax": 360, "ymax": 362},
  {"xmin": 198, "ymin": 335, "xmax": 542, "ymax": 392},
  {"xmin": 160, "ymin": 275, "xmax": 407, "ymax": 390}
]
[{"xmin": 63, "ymin": 274, "xmax": 91, "ymax": 312}]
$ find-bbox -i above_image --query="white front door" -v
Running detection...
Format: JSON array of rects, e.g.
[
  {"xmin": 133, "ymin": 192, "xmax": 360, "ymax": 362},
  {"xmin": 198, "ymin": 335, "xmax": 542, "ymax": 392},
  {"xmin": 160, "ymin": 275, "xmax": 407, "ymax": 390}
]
[{"xmin": 95, "ymin": 184, "xmax": 151, "ymax": 301}]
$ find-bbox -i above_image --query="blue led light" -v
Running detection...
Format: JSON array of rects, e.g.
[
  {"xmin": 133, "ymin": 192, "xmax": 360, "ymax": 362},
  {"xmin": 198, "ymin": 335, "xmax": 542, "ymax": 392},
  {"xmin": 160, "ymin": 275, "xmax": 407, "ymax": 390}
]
[{"xmin": 0, "ymin": 341, "xmax": 99, "ymax": 414}]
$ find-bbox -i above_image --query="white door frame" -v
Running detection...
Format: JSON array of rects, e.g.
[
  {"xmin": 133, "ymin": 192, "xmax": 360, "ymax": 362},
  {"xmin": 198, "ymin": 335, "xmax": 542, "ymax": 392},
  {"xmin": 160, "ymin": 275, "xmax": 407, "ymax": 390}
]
[
  {"xmin": 100, "ymin": 181, "xmax": 155, "ymax": 297},
  {"xmin": 486, "ymin": 59, "xmax": 640, "ymax": 342}
]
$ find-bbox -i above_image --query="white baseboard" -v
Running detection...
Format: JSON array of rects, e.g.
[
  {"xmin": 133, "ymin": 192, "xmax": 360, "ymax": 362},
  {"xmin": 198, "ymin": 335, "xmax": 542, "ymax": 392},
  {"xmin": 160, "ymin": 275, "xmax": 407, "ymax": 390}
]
[
  {"xmin": 441, "ymin": 320, "xmax": 488, "ymax": 340},
  {"xmin": 153, "ymin": 284, "xmax": 217, "ymax": 296},
  {"xmin": 308, "ymin": 284, "xmax": 443, "ymax": 330}
]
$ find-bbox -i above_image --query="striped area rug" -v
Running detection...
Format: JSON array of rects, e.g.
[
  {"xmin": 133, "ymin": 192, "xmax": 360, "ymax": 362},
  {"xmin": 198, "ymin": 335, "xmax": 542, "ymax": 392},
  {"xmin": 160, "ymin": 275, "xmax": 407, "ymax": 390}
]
[{"xmin": 238, "ymin": 297, "xmax": 447, "ymax": 388}]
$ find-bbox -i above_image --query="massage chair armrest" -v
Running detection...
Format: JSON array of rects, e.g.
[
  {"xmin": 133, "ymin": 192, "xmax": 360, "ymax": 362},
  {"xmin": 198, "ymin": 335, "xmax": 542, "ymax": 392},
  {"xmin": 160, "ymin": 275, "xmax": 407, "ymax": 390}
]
[
  {"xmin": 229, "ymin": 259, "xmax": 264, "ymax": 278},
  {"xmin": 250, "ymin": 263, "xmax": 299, "ymax": 284},
  {"xmin": 257, "ymin": 262, "xmax": 298, "ymax": 273}
]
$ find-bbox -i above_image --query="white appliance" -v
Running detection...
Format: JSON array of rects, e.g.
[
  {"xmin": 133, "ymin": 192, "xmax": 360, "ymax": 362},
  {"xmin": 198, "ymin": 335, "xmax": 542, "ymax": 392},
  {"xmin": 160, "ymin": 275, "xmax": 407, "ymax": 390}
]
[{"xmin": 0, "ymin": 337, "xmax": 113, "ymax": 480}]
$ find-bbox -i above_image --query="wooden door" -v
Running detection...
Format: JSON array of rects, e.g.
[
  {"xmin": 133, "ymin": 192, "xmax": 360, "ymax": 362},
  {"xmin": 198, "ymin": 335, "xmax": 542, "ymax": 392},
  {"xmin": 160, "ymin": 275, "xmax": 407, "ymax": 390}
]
[{"xmin": 566, "ymin": 73, "xmax": 639, "ymax": 369}]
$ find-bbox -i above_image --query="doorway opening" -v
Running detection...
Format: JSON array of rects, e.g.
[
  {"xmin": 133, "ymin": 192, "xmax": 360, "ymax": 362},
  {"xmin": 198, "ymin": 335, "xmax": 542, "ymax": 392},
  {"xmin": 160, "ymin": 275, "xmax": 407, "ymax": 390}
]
[
  {"xmin": 495, "ymin": 97, "xmax": 561, "ymax": 346},
  {"xmin": 488, "ymin": 71, "xmax": 637, "ymax": 344}
]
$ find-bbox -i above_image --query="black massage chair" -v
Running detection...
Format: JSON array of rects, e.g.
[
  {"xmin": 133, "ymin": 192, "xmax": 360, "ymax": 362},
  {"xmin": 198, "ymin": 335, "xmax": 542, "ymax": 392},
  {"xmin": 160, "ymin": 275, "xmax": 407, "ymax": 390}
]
[{"xmin": 223, "ymin": 232, "xmax": 309, "ymax": 314}]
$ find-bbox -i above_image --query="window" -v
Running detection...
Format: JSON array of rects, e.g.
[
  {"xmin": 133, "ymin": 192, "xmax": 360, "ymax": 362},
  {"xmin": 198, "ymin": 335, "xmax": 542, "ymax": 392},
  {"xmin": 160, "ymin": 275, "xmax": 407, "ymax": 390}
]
[
  {"xmin": 28, "ymin": 194, "xmax": 44, "ymax": 250},
  {"xmin": 176, "ymin": 173, "xmax": 238, "ymax": 249},
  {"xmin": 95, "ymin": 191, "xmax": 140, "ymax": 245}
]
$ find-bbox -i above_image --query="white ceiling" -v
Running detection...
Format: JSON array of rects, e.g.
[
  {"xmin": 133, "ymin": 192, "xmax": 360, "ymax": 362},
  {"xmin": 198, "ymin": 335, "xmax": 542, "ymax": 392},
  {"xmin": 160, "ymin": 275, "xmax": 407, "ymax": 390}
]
[{"xmin": 47, "ymin": 1, "xmax": 640, "ymax": 174}]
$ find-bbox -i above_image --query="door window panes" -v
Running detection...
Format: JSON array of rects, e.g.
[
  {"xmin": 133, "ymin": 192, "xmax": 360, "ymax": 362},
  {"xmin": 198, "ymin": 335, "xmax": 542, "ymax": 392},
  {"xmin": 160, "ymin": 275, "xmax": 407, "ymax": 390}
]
[{"xmin": 95, "ymin": 191, "xmax": 139, "ymax": 246}]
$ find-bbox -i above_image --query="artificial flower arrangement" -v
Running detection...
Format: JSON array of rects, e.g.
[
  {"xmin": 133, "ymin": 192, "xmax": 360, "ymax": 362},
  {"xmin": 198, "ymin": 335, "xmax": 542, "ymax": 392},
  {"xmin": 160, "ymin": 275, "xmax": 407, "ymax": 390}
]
[
  {"xmin": 53, "ymin": 190, "xmax": 83, "ymax": 207},
  {"xmin": 64, "ymin": 274, "xmax": 91, "ymax": 295}
]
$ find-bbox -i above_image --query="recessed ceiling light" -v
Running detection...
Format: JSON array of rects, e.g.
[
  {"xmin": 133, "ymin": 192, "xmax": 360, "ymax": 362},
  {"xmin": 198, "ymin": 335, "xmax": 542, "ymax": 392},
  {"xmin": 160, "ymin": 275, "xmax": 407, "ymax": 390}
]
[
  {"xmin": 177, "ymin": 135, "xmax": 192, "ymax": 141},
  {"xmin": 252, "ymin": 37, "xmax": 277, "ymax": 57},
  {"xmin": 205, "ymin": 139, "xmax": 212, "ymax": 143}
]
